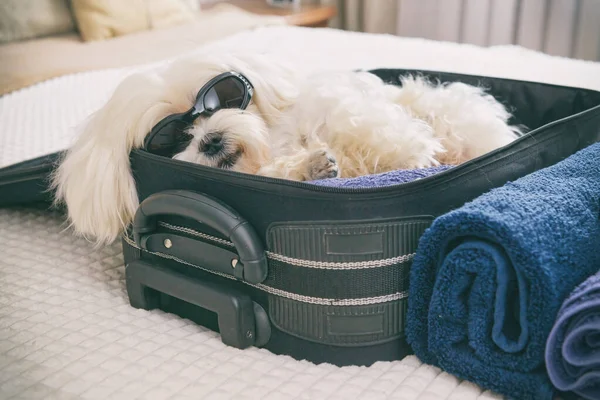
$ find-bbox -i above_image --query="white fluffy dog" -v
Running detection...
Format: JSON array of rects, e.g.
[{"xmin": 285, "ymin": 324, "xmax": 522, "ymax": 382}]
[{"xmin": 52, "ymin": 52, "xmax": 522, "ymax": 246}]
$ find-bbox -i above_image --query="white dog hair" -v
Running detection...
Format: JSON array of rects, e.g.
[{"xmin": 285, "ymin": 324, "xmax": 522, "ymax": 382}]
[{"xmin": 52, "ymin": 51, "xmax": 522, "ymax": 246}]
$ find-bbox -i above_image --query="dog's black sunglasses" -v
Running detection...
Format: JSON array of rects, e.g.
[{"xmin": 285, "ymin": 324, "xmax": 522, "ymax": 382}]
[{"xmin": 143, "ymin": 71, "xmax": 254, "ymax": 157}]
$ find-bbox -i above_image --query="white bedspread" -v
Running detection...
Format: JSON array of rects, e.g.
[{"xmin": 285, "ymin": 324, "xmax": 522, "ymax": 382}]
[
  {"xmin": 0, "ymin": 206, "xmax": 502, "ymax": 400},
  {"xmin": 1, "ymin": 26, "xmax": 600, "ymax": 400}
]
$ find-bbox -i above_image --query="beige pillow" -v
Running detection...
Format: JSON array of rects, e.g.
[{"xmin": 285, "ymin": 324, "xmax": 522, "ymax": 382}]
[
  {"xmin": 0, "ymin": 0, "xmax": 76, "ymax": 43},
  {"xmin": 70, "ymin": 0, "xmax": 196, "ymax": 42}
]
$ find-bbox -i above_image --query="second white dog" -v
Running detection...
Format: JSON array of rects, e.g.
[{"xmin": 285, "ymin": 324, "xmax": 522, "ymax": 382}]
[{"xmin": 52, "ymin": 51, "xmax": 522, "ymax": 246}]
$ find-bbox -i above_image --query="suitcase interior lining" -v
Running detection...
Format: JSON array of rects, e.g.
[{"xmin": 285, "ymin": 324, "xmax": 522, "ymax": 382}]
[{"xmin": 373, "ymin": 68, "xmax": 600, "ymax": 131}]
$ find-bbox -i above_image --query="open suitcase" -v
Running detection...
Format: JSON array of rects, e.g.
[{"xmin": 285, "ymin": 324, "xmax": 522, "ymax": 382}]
[
  {"xmin": 119, "ymin": 68, "xmax": 600, "ymax": 367},
  {"xmin": 2, "ymin": 68, "xmax": 600, "ymax": 367}
]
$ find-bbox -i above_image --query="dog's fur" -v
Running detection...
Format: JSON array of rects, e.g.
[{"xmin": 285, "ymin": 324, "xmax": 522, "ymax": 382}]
[{"xmin": 52, "ymin": 52, "xmax": 522, "ymax": 246}]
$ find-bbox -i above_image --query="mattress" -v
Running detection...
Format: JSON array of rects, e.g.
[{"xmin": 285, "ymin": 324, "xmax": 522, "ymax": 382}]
[{"xmin": 2, "ymin": 25, "xmax": 600, "ymax": 400}]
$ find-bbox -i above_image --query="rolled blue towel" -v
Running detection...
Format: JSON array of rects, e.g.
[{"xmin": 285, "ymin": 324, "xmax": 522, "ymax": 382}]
[
  {"xmin": 309, "ymin": 165, "xmax": 453, "ymax": 188},
  {"xmin": 406, "ymin": 142, "xmax": 600, "ymax": 400},
  {"xmin": 545, "ymin": 269, "xmax": 600, "ymax": 400}
]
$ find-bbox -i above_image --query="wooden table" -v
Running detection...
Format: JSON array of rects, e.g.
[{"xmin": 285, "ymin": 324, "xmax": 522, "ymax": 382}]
[{"xmin": 211, "ymin": 1, "xmax": 337, "ymax": 27}]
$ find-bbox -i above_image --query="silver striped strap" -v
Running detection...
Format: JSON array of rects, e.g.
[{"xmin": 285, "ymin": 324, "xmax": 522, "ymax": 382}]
[
  {"xmin": 157, "ymin": 222, "xmax": 416, "ymax": 270},
  {"xmin": 123, "ymin": 234, "xmax": 409, "ymax": 306}
]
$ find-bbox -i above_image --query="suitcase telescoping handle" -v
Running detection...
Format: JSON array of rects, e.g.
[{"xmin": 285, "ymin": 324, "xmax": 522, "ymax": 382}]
[
  {"xmin": 131, "ymin": 190, "xmax": 268, "ymax": 284},
  {"xmin": 126, "ymin": 260, "xmax": 271, "ymax": 349}
]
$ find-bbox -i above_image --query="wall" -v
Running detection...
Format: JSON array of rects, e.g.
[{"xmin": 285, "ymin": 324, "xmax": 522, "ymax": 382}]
[
  {"xmin": 200, "ymin": 0, "xmax": 600, "ymax": 61},
  {"xmin": 396, "ymin": 0, "xmax": 600, "ymax": 61}
]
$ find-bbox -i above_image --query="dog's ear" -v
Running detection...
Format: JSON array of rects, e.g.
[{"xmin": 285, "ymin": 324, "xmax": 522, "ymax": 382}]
[
  {"xmin": 235, "ymin": 53, "xmax": 299, "ymax": 126},
  {"xmin": 51, "ymin": 71, "xmax": 176, "ymax": 246}
]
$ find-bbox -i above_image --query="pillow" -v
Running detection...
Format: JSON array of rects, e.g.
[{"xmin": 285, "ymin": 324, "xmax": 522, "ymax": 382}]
[
  {"xmin": 0, "ymin": 0, "xmax": 76, "ymax": 43},
  {"xmin": 70, "ymin": 0, "xmax": 197, "ymax": 42}
]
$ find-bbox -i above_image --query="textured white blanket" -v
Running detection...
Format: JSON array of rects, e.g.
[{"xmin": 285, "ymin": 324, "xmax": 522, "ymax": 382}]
[
  {"xmin": 0, "ymin": 206, "xmax": 502, "ymax": 400},
  {"xmin": 1, "ymin": 26, "xmax": 600, "ymax": 400}
]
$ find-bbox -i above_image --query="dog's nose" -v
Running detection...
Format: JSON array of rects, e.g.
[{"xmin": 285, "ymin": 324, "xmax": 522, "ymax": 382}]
[{"xmin": 200, "ymin": 133, "xmax": 223, "ymax": 156}]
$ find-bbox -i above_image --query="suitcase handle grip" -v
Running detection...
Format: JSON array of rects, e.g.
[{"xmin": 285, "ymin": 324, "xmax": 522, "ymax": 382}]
[
  {"xmin": 126, "ymin": 260, "xmax": 271, "ymax": 349},
  {"xmin": 132, "ymin": 190, "xmax": 268, "ymax": 284}
]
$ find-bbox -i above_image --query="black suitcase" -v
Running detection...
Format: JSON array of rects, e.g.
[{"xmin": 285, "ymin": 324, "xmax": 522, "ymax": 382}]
[{"xmin": 3, "ymin": 68, "xmax": 600, "ymax": 367}]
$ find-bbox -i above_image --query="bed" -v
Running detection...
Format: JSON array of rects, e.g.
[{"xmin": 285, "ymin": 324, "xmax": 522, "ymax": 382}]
[{"xmin": 1, "ymin": 25, "xmax": 600, "ymax": 400}]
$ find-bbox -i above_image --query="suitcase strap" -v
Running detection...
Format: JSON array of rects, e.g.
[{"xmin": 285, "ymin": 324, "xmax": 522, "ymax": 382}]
[{"xmin": 126, "ymin": 189, "xmax": 428, "ymax": 349}]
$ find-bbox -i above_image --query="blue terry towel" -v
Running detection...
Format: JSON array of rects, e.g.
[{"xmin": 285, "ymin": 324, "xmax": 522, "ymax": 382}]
[
  {"xmin": 545, "ymin": 269, "xmax": 600, "ymax": 400},
  {"xmin": 406, "ymin": 142, "xmax": 600, "ymax": 400},
  {"xmin": 309, "ymin": 165, "xmax": 453, "ymax": 188}
]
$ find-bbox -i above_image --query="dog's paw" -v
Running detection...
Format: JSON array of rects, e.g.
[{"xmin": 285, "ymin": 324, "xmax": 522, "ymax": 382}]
[{"xmin": 307, "ymin": 150, "xmax": 339, "ymax": 180}]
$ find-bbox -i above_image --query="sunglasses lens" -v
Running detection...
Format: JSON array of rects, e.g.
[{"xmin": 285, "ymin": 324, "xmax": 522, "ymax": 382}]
[
  {"xmin": 145, "ymin": 115, "xmax": 193, "ymax": 157},
  {"xmin": 203, "ymin": 77, "xmax": 246, "ymax": 112}
]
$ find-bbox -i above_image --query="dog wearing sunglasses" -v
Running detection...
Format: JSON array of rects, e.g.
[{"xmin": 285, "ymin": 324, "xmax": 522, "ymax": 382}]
[{"xmin": 52, "ymin": 51, "xmax": 522, "ymax": 245}]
